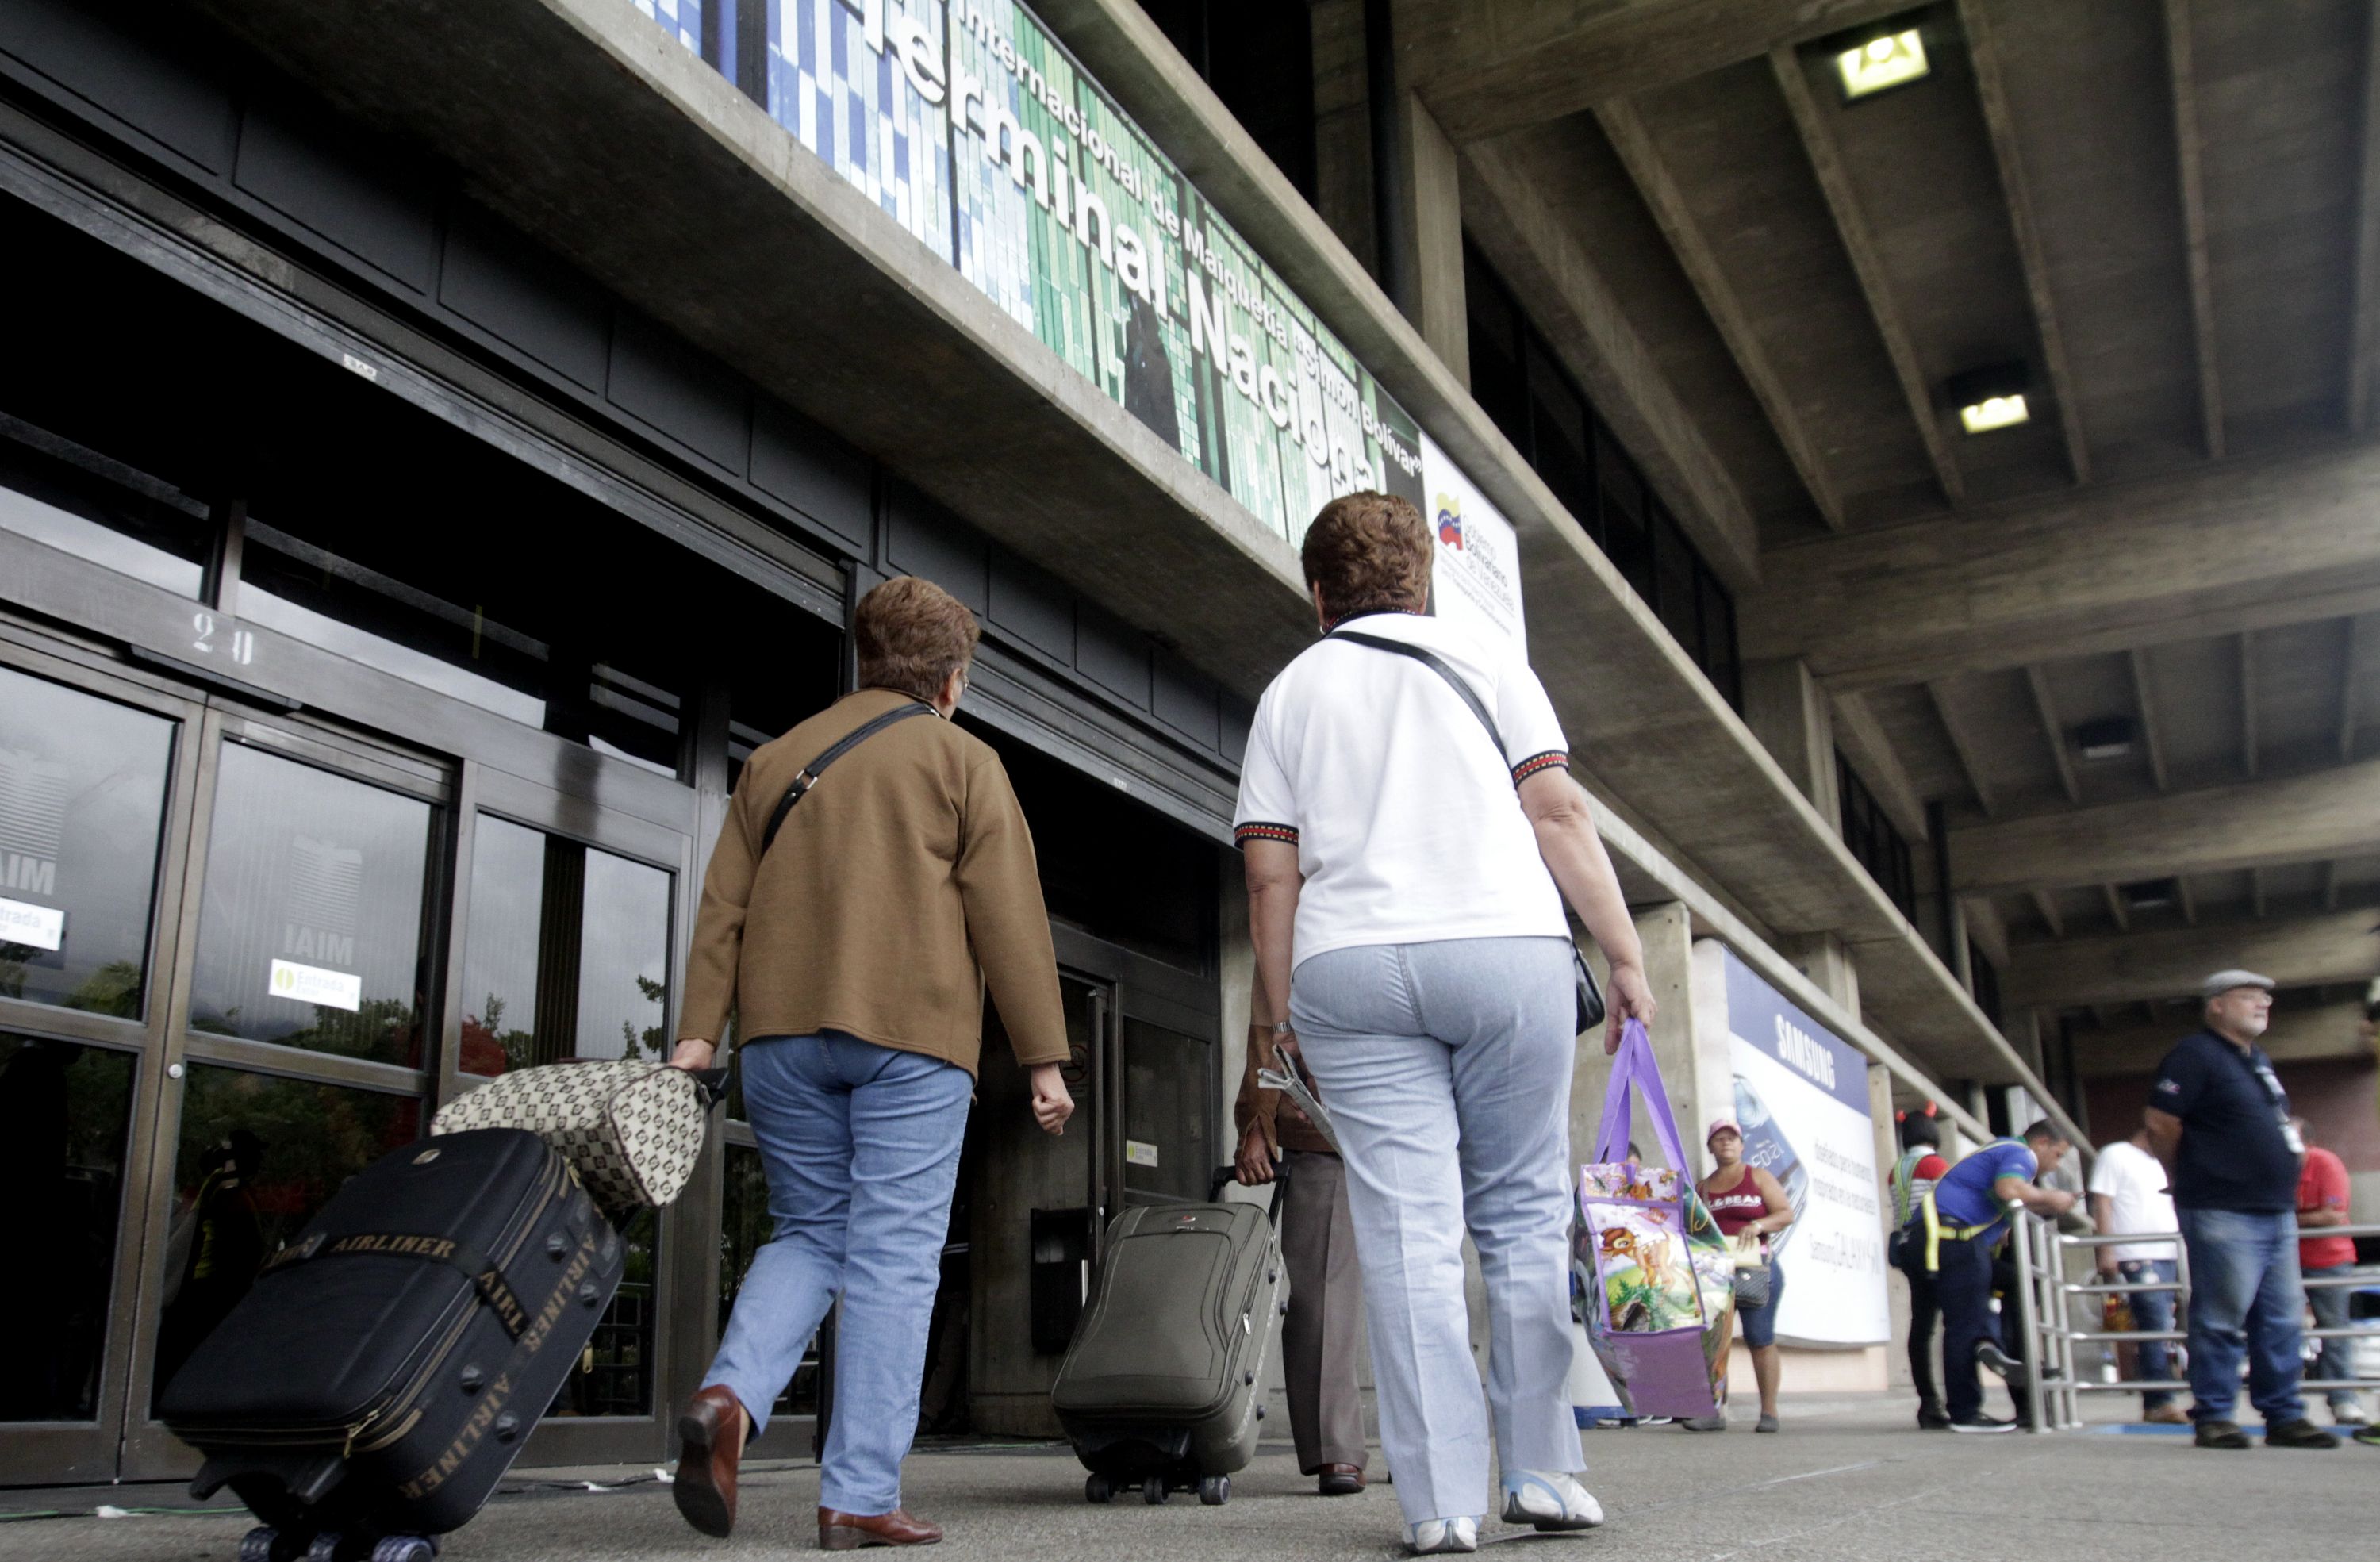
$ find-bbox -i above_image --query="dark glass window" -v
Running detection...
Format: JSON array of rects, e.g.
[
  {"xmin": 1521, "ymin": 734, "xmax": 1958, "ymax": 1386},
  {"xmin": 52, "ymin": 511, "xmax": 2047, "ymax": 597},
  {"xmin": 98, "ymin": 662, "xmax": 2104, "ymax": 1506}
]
[
  {"xmin": 1652, "ymin": 502, "xmax": 1702, "ymax": 654},
  {"xmin": 1968, "ymin": 942, "xmax": 2002, "ymax": 1025},
  {"xmin": 0, "ymin": 1033, "xmax": 138, "ymax": 1420},
  {"xmin": 152, "ymin": 1065, "xmax": 421, "ymax": 1403},
  {"xmin": 0, "ymin": 447, "xmax": 210, "ymax": 599},
  {"xmin": 186, "ymin": 743, "xmax": 436, "ymax": 1068},
  {"xmin": 240, "ymin": 522, "xmax": 547, "ymax": 725},
  {"xmin": 1465, "ymin": 241, "xmax": 1742, "ymax": 706},
  {"xmin": 1140, "ymin": 2, "xmax": 1317, "ymax": 202},
  {"xmin": 0, "ymin": 666, "xmax": 177, "ymax": 1019},
  {"xmin": 459, "ymin": 816, "xmax": 673, "ymax": 1077},
  {"xmin": 1837, "ymin": 751, "xmax": 1915, "ymax": 919}
]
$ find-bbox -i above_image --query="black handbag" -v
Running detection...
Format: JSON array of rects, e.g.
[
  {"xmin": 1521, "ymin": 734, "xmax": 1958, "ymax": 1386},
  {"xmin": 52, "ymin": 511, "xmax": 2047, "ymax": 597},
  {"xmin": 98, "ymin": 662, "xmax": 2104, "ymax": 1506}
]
[{"xmin": 1332, "ymin": 631, "xmax": 1606, "ymax": 1035}]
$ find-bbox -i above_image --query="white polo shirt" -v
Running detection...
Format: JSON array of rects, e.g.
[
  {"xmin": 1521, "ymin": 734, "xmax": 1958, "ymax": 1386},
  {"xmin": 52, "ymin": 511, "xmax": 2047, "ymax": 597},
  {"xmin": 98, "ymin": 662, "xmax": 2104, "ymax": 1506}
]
[{"xmin": 1232, "ymin": 611, "xmax": 1572, "ymax": 968}]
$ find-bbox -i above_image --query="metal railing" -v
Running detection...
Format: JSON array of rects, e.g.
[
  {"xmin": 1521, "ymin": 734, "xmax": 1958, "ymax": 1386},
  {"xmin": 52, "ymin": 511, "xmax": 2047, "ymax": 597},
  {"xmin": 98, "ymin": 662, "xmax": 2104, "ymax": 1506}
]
[{"xmin": 2010, "ymin": 1211, "xmax": 2380, "ymax": 1432}]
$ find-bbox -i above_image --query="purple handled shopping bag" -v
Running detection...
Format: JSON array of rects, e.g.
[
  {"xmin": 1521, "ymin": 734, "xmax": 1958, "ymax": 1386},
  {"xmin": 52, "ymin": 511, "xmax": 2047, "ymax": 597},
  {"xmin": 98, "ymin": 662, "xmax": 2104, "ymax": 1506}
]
[{"xmin": 1575, "ymin": 1020, "xmax": 1736, "ymax": 1419}]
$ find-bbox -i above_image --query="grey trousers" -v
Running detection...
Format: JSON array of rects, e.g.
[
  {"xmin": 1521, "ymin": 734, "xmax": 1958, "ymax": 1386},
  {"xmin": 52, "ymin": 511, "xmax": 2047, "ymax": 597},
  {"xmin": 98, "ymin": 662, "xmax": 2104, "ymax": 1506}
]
[
  {"xmin": 1293, "ymin": 936, "xmax": 1583, "ymax": 1528},
  {"xmin": 1280, "ymin": 1149, "xmax": 1368, "ymax": 1472}
]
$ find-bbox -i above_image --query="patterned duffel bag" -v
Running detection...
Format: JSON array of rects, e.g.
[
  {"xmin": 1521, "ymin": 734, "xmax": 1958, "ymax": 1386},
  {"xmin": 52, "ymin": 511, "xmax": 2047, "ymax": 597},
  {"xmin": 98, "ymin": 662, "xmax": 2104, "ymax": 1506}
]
[{"xmin": 432, "ymin": 1059, "xmax": 728, "ymax": 1215}]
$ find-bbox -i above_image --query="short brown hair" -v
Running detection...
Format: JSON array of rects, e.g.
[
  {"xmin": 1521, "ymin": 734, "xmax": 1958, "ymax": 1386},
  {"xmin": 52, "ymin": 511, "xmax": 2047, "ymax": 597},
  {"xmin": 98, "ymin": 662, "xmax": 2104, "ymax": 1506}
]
[
  {"xmin": 855, "ymin": 576, "xmax": 980, "ymax": 701},
  {"xmin": 1301, "ymin": 491, "xmax": 1431, "ymax": 620}
]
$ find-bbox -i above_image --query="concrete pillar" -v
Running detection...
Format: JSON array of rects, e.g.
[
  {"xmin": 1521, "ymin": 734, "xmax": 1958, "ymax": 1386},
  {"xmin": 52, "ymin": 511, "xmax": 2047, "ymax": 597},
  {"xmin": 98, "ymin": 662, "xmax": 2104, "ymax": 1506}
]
[
  {"xmin": 1778, "ymin": 930, "xmax": 1860, "ymax": 1019},
  {"xmin": 1741, "ymin": 658, "xmax": 1841, "ymax": 831},
  {"xmin": 1571, "ymin": 903, "xmax": 1731, "ymax": 1171},
  {"xmin": 1308, "ymin": 0, "xmax": 1377, "ymax": 274},
  {"xmin": 1389, "ymin": 91, "xmax": 1468, "ymax": 385}
]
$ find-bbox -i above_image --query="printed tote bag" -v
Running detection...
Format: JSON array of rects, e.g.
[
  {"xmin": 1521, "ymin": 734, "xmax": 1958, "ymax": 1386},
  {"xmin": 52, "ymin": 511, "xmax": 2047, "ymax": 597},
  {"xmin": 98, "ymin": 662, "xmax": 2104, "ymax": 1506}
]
[{"xmin": 1575, "ymin": 1019, "xmax": 1736, "ymax": 1419}]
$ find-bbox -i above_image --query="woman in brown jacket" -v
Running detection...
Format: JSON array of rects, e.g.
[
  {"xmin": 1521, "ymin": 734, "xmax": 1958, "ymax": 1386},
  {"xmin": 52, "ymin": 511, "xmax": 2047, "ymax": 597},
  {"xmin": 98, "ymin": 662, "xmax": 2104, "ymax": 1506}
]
[{"xmin": 666, "ymin": 578, "xmax": 1072, "ymax": 1551}]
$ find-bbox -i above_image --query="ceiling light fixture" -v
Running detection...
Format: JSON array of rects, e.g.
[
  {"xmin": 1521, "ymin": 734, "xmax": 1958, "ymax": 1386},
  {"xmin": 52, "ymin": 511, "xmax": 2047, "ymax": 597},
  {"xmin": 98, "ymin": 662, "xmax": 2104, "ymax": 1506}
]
[
  {"xmin": 1946, "ymin": 362, "xmax": 2033, "ymax": 436},
  {"xmin": 2121, "ymin": 879, "xmax": 2177, "ymax": 911},
  {"xmin": 2072, "ymin": 716, "xmax": 2136, "ymax": 761},
  {"xmin": 1837, "ymin": 29, "xmax": 1929, "ymax": 101}
]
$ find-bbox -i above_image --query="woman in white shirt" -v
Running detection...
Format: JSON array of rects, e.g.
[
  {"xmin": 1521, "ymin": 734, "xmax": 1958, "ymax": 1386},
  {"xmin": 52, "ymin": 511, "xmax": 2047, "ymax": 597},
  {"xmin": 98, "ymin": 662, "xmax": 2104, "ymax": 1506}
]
[{"xmin": 1235, "ymin": 493, "xmax": 1654, "ymax": 1556}]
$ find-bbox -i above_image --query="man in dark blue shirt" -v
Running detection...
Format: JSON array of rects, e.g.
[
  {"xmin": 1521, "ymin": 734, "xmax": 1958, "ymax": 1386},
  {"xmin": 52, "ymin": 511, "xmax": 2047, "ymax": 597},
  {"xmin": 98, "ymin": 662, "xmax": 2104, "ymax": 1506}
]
[
  {"xmin": 2144, "ymin": 970, "xmax": 2337, "ymax": 1451},
  {"xmin": 1897, "ymin": 1121, "xmax": 2075, "ymax": 1433}
]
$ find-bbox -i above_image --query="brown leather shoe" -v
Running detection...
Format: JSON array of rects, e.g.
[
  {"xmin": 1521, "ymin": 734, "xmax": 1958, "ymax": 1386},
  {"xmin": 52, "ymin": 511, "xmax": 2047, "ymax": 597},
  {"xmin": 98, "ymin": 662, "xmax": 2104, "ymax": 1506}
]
[
  {"xmin": 673, "ymin": 1386, "xmax": 747, "ymax": 1538},
  {"xmin": 1316, "ymin": 1463, "xmax": 1366, "ymax": 1496},
  {"xmin": 819, "ymin": 1507, "xmax": 942, "ymax": 1550}
]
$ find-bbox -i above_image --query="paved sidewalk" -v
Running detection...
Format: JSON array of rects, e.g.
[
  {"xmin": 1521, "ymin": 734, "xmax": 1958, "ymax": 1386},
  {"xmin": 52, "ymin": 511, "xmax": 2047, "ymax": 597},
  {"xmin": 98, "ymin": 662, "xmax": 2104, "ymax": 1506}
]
[{"xmin": 5, "ymin": 1395, "xmax": 2370, "ymax": 1561}]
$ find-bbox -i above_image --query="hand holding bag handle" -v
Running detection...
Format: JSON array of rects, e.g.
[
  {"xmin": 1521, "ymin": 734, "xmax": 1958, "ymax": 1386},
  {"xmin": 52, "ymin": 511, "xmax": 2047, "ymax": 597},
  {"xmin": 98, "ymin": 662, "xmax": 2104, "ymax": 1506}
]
[{"xmin": 1331, "ymin": 630, "xmax": 1606, "ymax": 1033}]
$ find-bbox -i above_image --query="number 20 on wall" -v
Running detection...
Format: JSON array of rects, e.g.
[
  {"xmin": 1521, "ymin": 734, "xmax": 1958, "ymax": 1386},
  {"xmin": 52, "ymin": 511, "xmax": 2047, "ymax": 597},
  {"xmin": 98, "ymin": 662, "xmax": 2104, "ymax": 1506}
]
[{"xmin": 191, "ymin": 610, "xmax": 256, "ymax": 666}]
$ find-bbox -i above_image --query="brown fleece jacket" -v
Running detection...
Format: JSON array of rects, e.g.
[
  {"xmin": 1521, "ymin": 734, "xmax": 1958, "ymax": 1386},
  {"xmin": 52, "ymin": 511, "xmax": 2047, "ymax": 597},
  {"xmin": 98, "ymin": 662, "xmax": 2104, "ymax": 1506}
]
[{"xmin": 678, "ymin": 688, "xmax": 1068, "ymax": 1074}]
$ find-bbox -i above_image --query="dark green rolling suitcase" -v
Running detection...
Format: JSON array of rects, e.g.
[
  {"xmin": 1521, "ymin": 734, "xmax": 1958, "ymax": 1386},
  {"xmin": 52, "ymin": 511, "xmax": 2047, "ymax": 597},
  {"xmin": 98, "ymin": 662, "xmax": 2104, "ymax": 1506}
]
[{"xmin": 1050, "ymin": 1166, "xmax": 1288, "ymax": 1507}]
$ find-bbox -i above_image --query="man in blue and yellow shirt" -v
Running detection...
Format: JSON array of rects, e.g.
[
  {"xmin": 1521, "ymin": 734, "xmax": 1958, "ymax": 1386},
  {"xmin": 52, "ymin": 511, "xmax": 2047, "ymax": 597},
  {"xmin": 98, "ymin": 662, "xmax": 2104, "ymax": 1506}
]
[{"xmin": 1904, "ymin": 1121, "xmax": 2075, "ymax": 1432}]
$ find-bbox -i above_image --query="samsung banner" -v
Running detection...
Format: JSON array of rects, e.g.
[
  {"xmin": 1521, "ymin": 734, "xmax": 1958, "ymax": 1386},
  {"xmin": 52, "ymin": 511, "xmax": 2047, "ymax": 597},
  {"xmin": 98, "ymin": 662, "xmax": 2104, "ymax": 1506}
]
[
  {"xmin": 1712, "ymin": 946, "xmax": 1888, "ymax": 1347},
  {"xmin": 635, "ymin": 1, "xmax": 1528, "ymax": 645}
]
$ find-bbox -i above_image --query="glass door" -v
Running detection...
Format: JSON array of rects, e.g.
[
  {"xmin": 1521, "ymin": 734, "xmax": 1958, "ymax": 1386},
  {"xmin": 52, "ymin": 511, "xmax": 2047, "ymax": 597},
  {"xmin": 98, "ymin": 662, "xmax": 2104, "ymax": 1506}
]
[
  {"xmin": 0, "ymin": 649, "xmax": 202, "ymax": 1486},
  {"xmin": 121, "ymin": 706, "xmax": 451, "ymax": 1479},
  {"xmin": 442, "ymin": 765, "xmax": 695, "ymax": 1468}
]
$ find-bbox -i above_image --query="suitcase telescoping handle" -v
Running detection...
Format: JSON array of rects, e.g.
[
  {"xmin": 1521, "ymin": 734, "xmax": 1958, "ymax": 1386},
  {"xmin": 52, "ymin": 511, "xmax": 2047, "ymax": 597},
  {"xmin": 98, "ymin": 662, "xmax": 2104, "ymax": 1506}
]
[{"xmin": 1209, "ymin": 1160, "xmax": 1290, "ymax": 1224}]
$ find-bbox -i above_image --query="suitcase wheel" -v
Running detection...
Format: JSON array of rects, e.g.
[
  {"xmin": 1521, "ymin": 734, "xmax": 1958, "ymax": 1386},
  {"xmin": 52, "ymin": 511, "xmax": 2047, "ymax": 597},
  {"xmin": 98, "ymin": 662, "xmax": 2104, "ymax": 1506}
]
[
  {"xmin": 369, "ymin": 1537, "xmax": 438, "ymax": 1562},
  {"xmin": 239, "ymin": 1527, "xmax": 300, "ymax": 1562},
  {"xmin": 1198, "ymin": 1475, "xmax": 1230, "ymax": 1506},
  {"xmin": 1141, "ymin": 1476, "xmax": 1169, "ymax": 1506},
  {"xmin": 1083, "ymin": 1474, "xmax": 1113, "ymax": 1505}
]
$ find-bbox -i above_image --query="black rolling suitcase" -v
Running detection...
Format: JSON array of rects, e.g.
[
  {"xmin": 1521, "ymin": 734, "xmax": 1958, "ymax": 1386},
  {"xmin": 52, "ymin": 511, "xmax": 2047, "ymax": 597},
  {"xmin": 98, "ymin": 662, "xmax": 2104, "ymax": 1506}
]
[
  {"xmin": 156, "ymin": 1128, "xmax": 624, "ymax": 1562},
  {"xmin": 1050, "ymin": 1166, "xmax": 1287, "ymax": 1508}
]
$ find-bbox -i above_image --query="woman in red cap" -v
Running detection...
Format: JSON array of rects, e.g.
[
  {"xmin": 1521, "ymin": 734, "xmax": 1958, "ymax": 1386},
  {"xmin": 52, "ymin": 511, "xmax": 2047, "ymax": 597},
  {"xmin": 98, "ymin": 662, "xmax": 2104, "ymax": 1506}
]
[{"xmin": 1691, "ymin": 1119, "xmax": 1795, "ymax": 1432}]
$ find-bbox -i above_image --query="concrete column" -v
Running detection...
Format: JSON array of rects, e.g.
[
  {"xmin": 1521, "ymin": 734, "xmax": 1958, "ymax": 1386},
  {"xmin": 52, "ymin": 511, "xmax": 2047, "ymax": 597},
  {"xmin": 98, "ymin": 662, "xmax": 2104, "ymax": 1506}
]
[
  {"xmin": 1308, "ymin": 0, "xmax": 1377, "ymax": 274},
  {"xmin": 1389, "ymin": 90, "xmax": 1468, "ymax": 385},
  {"xmin": 1778, "ymin": 930, "xmax": 1860, "ymax": 1019},
  {"xmin": 1741, "ymin": 658, "xmax": 1841, "ymax": 831},
  {"xmin": 1871, "ymin": 1061, "xmax": 1915, "ymax": 1391},
  {"xmin": 1572, "ymin": 903, "xmax": 1731, "ymax": 1171}
]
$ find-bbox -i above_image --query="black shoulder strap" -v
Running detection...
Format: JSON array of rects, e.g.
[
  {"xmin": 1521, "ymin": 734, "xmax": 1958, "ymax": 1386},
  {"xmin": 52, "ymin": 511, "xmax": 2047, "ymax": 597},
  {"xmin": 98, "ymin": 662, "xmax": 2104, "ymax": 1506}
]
[
  {"xmin": 761, "ymin": 701, "xmax": 936, "ymax": 853},
  {"xmin": 1330, "ymin": 630, "xmax": 1512, "ymax": 786}
]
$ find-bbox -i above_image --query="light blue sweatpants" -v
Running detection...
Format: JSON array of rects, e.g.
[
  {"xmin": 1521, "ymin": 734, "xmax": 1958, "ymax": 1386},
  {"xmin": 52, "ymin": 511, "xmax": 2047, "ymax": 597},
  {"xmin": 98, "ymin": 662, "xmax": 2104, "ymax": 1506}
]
[{"xmin": 1290, "ymin": 935, "xmax": 1583, "ymax": 1528}]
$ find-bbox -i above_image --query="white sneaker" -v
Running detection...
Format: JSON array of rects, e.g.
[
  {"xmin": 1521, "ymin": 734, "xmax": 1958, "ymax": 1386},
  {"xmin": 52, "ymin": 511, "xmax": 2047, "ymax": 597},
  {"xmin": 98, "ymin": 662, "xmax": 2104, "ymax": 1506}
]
[
  {"xmin": 1500, "ymin": 1470, "xmax": 1605, "ymax": 1532},
  {"xmin": 1406, "ymin": 1517, "xmax": 1480, "ymax": 1554},
  {"xmin": 2333, "ymin": 1403, "xmax": 2370, "ymax": 1427}
]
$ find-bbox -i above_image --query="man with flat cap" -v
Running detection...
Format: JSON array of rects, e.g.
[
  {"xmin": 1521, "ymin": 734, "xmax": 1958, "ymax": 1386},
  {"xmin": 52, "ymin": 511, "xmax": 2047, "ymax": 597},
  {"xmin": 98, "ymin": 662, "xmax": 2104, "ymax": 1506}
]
[{"xmin": 2144, "ymin": 970, "xmax": 2338, "ymax": 1450}]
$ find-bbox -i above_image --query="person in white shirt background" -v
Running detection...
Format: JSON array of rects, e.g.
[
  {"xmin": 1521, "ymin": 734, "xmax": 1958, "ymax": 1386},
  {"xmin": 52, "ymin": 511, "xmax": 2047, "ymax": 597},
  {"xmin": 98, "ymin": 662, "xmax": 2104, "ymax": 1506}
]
[
  {"xmin": 2088, "ymin": 1124, "xmax": 2186, "ymax": 1424},
  {"xmin": 1234, "ymin": 491, "xmax": 1654, "ymax": 1556}
]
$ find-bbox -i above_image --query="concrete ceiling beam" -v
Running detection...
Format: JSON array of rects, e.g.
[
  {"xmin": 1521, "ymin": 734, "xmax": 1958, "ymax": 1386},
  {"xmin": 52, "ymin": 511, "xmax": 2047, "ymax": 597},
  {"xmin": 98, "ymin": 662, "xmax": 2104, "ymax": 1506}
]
[
  {"xmin": 2030, "ymin": 888, "xmax": 2064, "ymax": 939},
  {"xmin": 1741, "ymin": 441, "xmax": 2380, "ymax": 689},
  {"xmin": 2349, "ymin": 0, "xmax": 2380, "ymax": 431},
  {"xmin": 1948, "ymin": 759, "xmax": 2380, "ymax": 896},
  {"xmin": 2070, "ymin": 997, "xmax": 2370, "ymax": 1077},
  {"xmin": 2160, "ymin": 0, "xmax": 2225, "ymax": 459},
  {"xmin": 2341, "ymin": 615, "xmax": 2363, "ymax": 764},
  {"xmin": 1769, "ymin": 44, "xmax": 1964, "ymax": 509},
  {"xmin": 1958, "ymin": 0, "xmax": 2089, "ymax": 485},
  {"xmin": 1928, "ymin": 680, "xmax": 1998, "ymax": 818},
  {"xmin": 2129, "ymin": 649, "xmax": 2171, "ymax": 791},
  {"xmin": 1595, "ymin": 98, "xmax": 1847, "ymax": 530},
  {"xmin": 2009, "ymin": 909, "xmax": 2380, "ymax": 1010},
  {"xmin": 1831, "ymin": 689, "xmax": 1930, "ymax": 845},
  {"xmin": 2240, "ymin": 631, "xmax": 2259, "ymax": 779},
  {"xmin": 2025, "ymin": 665, "xmax": 2079, "ymax": 803},
  {"xmin": 1397, "ymin": 0, "xmax": 1914, "ymax": 145},
  {"xmin": 1458, "ymin": 127, "xmax": 1761, "ymax": 591}
]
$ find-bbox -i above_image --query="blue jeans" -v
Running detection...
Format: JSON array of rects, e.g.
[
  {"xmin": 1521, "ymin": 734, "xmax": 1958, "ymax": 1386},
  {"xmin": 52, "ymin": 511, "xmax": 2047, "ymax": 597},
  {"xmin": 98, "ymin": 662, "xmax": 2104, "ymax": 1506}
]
[
  {"xmin": 2305, "ymin": 1263, "xmax": 2361, "ymax": 1412},
  {"xmin": 1738, "ymin": 1257, "xmax": 1783, "ymax": 1349},
  {"xmin": 2117, "ymin": 1259, "xmax": 2180, "ymax": 1411},
  {"xmin": 1291, "ymin": 936, "xmax": 1580, "ymax": 1529},
  {"xmin": 703, "ymin": 1034, "xmax": 973, "ymax": 1514},
  {"xmin": 2177, "ymin": 1207, "xmax": 2305, "ymax": 1426}
]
